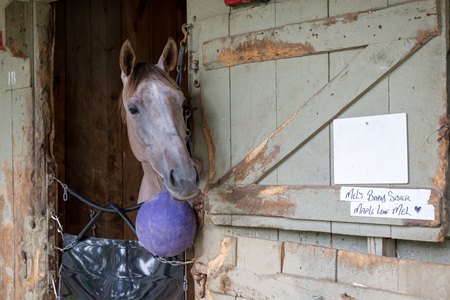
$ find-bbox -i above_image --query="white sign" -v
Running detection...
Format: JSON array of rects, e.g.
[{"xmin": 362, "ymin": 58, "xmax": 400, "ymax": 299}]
[
  {"xmin": 340, "ymin": 187, "xmax": 431, "ymax": 204},
  {"xmin": 333, "ymin": 113, "xmax": 408, "ymax": 184},
  {"xmin": 340, "ymin": 187, "xmax": 435, "ymax": 220}
]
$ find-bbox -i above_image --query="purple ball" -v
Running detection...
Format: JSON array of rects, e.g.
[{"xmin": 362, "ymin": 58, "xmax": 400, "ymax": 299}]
[{"xmin": 136, "ymin": 190, "xmax": 197, "ymax": 257}]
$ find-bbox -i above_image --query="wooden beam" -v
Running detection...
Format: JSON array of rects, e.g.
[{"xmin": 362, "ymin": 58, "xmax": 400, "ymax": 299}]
[
  {"xmin": 218, "ymin": 35, "xmax": 438, "ymax": 186},
  {"xmin": 207, "ymin": 185, "xmax": 444, "ymax": 227},
  {"xmin": 208, "ymin": 214, "xmax": 446, "ymax": 242},
  {"xmin": 203, "ymin": 0, "xmax": 438, "ymax": 69},
  {"xmin": 208, "ymin": 264, "xmax": 427, "ymax": 300}
]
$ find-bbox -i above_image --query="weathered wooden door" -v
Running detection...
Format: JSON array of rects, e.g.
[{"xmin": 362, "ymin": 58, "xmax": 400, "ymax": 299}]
[
  {"xmin": 188, "ymin": 0, "xmax": 450, "ymax": 299},
  {"xmin": 0, "ymin": 1, "xmax": 54, "ymax": 299}
]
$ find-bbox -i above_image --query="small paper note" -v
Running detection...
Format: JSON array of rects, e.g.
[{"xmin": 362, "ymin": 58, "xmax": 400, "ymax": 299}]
[
  {"xmin": 340, "ymin": 187, "xmax": 435, "ymax": 220},
  {"xmin": 340, "ymin": 187, "xmax": 431, "ymax": 204},
  {"xmin": 350, "ymin": 202, "xmax": 435, "ymax": 220}
]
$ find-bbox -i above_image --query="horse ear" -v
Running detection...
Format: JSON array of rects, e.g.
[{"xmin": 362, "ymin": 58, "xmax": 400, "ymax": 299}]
[
  {"xmin": 120, "ymin": 39, "xmax": 135, "ymax": 77},
  {"xmin": 156, "ymin": 38, "xmax": 178, "ymax": 73}
]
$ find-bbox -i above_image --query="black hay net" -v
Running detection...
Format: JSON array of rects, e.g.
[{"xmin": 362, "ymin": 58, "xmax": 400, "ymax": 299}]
[{"xmin": 59, "ymin": 234, "xmax": 184, "ymax": 300}]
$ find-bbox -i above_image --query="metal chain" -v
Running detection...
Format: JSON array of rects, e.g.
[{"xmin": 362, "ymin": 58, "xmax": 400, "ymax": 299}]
[
  {"xmin": 48, "ymin": 174, "xmax": 196, "ymax": 265},
  {"xmin": 51, "ymin": 212, "xmax": 65, "ymax": 241},
  {"xmin": 154, "ymin": 255, "xmax": 195, "ymax": 266},
  {"xmin": 89, "ymin": 209, "xmax": 97, "ymax": 237},
  {"xmin": 50, "ymin": 275, "xmax": 61, "ymax": 300},
  {"xmin": 52, "ymin": 239, "xmax": 78, "ymax": 253},
  {"xmin": 49, "ymin": 174, "xmax": 68, "ymax": 201}
]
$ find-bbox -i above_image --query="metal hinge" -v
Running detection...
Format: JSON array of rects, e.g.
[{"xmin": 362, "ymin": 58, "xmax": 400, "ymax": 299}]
[{"xmin": 183, "ymin": 275, "xmax": 188, "ymax": 292}]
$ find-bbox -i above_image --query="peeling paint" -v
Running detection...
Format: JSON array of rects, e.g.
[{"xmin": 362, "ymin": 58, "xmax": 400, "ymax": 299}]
[
  {"xmin": 432, "ymin": 115, "xmax": 449, "ymax": 241},
  {"xmin": 412, "ymin": 28, "xmax": 440, "ymax": 52},
  {"xmin": 216, "ymin": 38, "xmax": 315, "ymax": 68},
  {"xmin": 219, "ymin": 274, "xmax": 231, "ymax": 293},
  {"xmin": 215, "ymin": 185, "xmax": 296, "ymax": 217},
  {"xmin": 323, "ymin": 17, "xmax": 337, "ymax": 26},
  {"xmin": 25, "ymin": 249, "xmax": 45, "ymax": 288},
  {"xmin": 341, "ymin": 12, "xmax": 359, "ymax": 24},
  {"xmin": 341, "ymin": 293, "xmax": 356, "ymax": 300},
  {"xmin": 432, "ymin": 115, "xmax": 449, "ymax": 192},
  {"xmin": 191, "ymin": 262, "xmax": 207, "ymax": 299},
  {"xmin": 200, "ymin": 95, "xmax": 216, "ymax": 182},
  {"xmin": 1, "ymin": 161, "xmax": 13, "ymax": 225},
  {"xmin": 220, "ymin": 144, "xmax": 280, "ymax": 185},
  {"xmin": 338, "ymin": 250, "xmax": 398, "ymax": 269},
  {"xmin": 218, "ymin": 100, "xmax": 301, "ymax": 185},
  {"xmin": 207, "ymin": 236, "xmax": 237, "ymax": 292},
  {"xmin": 0, "ymin": 195, "xmax": 12, "ymax": 224},
  {"xmin": 257, "ymin": 185, "xmax": 290, "ymax": 197}
]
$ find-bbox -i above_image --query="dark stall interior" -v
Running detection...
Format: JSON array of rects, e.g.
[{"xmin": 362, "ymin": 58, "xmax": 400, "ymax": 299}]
[{"xmin": 53, "ymin": 0, "xmax": 187, "ymax": 241}]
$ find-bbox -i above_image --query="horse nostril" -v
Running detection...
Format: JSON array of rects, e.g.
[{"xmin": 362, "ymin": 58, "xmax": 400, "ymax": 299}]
[{"xmin": 169, "ymin": 169, "xmax": 176, "ymax": 187}]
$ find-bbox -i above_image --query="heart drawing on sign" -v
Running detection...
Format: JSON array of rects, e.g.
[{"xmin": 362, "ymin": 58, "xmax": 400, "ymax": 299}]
[{"xmin": 414, "ymin": 206, "xmax": 422, "ymax": 213}]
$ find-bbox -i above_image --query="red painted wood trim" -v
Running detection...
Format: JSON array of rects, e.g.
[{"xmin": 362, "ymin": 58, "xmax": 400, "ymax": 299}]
[
  {"xmin": 0, "ymin": 31, "xmax": 6, "ymax": 51},
  {"xmin": 224, "ymin": 0, "xmax": 259, "ymax": 6}
]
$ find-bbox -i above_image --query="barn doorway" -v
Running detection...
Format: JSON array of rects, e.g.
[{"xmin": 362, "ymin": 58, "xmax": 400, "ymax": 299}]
[{"xmin": 53, "ymin": 0, "xmax": 187, "ymax": 240}]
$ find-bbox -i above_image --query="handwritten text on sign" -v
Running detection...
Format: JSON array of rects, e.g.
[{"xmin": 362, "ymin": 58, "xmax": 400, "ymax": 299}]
[{"xmin": 340, "ymin": 187, "xmax": 435, "ymax": 220}]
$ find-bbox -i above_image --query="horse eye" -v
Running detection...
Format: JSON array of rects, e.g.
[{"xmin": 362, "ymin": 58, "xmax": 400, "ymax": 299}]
[{"xmin": 128, "ymin": 106, "xmax": 139, "ymax": 115}]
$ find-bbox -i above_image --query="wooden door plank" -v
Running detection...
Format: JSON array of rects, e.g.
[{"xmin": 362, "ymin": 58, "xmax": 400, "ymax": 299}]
[
  {"xmin": 396, "ymin": 238, "xmax": 450, "ymax": 265},
  {"xmin": 209, "ymin": 215, "xmax": 444, "ymax": 242},
  {"xmin": 230, "ymin": 2, "xmax": 275, "ymax": 36},
  {"xmin": 121, "ymin": 0, "xmax": 150, "ymax": 62},
  {"xmin": 207, "ymin": 184, "xmax": 444, "ymax": 227},
  {"xmin": 275, "ymin": 0, "xmax": 327, "ymax": 28},
  {"xmin": 34, "ymin": 2, "xmax": 57, "ymax": 296},
  {"xmin": 64, "ymin": 0, "xmax": 93, "ymax": 237},
  {"xmin": 208, "ymin": 265, "xmax": 427, "ymax": 300},
  {"xmin": 228, "ymin": 0, "xmax": 277, "ymax": 178},
  {"xmin": 389, "ymin": 37, "xmax": 448, "ymax": 191},
  {"xmin": 121, "ymin": 0, "xmax": 148, "ymax": 240},
  {"xmin": 230, "ymin": 61, "xmax": 277, "ymax": 166},
  {"xmin": 331, "ymin": 222, "xmax": 391, "ymax": 238},
  {"xmin": 12, "ymin": 87, "xmax": 41, "ymax": 299},
  {"xmin": 203, "ymin": 0, "xmax": 438, "ymax": 70},
  {"xmin": 197, "ymin": 14, "xmax": 231, "ymax": 182},
  {"xmin": 274, "ymin": 1, "xmax": 329, "ymax": 186},
  {"xmin": 187, "ymin": 0, "xmax": 230, "ymax": 58},
  {"xmin": 330, "ymin": 50, "xmax": 390, "ymax": 120},
  {"xmin": 391, "ymin": 225, "xmax": 448, "ymax": 242},
  {"xmin": 329, "ymin": 0, "xmax": 387, "ymax": 16},
  {"xmin": 0, "ymin": 87, "xmax": 14, "ymax": 300},
  {"xmin": 219, "ymin": 37, "xmax": 436, "ymax": 186},
  {"xmin": 231, "ymin": 215, "xmax": 332, "ymax": 233},
  {"xmin": 276, "ymin": 54, "xmax": 330, "ymax": 185},
  {"xmin": 187, "ymin": 0, "xmax": 230, "ymax": 26},
  {"xmin": 90, "ymin": 0, "xmax": 123, "ymax": 239}
]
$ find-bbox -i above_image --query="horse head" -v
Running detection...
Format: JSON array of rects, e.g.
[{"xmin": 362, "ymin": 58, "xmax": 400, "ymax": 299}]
[{"xmin": 119, "ymin": 38, "xmax": 199, "ymax": 201}]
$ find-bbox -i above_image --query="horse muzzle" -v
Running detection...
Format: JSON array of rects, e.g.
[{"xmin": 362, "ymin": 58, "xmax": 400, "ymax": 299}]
[{"xmin": 164, "ymin": 166, "xmax": 200, "ymax": 200}]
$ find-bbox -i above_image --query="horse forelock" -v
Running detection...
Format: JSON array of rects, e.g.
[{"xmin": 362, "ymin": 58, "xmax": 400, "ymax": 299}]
[{"xmin": 119, "ymin": 63, "xmax": 181, "ymax": 123}]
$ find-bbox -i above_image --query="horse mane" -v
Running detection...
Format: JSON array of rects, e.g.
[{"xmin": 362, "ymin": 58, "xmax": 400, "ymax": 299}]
[{"xmin": 119, "ymin": 63, "xmax": 181, "ymax": 123}]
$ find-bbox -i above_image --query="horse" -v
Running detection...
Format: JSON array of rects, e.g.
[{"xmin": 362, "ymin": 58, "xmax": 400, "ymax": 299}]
[{"xmin": 119, "ymin": 38, "xmax": 199, "ymax": 203}]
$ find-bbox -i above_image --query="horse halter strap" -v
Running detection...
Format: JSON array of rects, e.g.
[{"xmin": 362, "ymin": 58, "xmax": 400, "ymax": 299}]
[
  {"xmin": 176, "ymin": 23, "xmax": 191, "ymax": 87},
  {"xmin": 177, "ymin": 23, "xmax": 194, "ymax": 156},
  {"xmin": 183, "ymin": 103, "xmax": 193, "ymax": 156}
]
